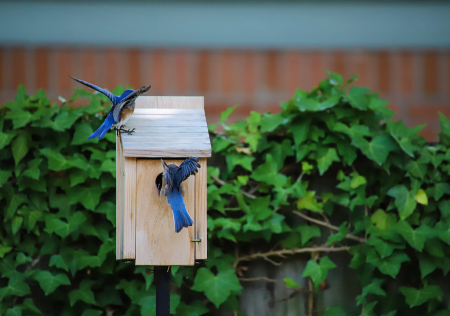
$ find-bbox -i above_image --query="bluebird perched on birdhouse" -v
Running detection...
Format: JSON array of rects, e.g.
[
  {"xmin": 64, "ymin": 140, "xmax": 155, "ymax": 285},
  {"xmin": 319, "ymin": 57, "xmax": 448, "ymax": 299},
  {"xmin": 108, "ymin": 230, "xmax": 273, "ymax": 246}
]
[
  {"xmin": 159, "ymin": 158, "xmax": 201, "ymax": 233},
  {"xmin": 70, "ymin": 76, "xmax": 151, "ymax": 140}
]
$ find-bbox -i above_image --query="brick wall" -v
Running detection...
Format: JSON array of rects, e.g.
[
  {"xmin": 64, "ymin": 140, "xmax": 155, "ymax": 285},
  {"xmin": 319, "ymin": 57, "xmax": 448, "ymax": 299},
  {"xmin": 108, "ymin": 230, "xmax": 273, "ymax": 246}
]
[{"xmin": 1, "ymin": 46, "xmax": 449, "ymax": 141}]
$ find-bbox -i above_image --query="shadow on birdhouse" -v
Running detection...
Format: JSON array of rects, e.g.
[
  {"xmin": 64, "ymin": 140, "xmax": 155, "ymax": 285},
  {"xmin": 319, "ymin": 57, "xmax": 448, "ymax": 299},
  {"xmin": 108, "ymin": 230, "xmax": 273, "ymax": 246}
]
[{"xmin": 116, "ymin": 96, "xmax": 211, "ymax": 266}]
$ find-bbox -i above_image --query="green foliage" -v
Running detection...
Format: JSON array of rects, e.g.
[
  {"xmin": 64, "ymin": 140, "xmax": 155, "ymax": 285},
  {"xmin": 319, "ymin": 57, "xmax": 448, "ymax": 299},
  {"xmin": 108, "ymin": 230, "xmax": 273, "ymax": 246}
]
[
  {"xmin": 206, "ymin": 73, "xmax": 450, "ymax": 315},
  {"xmin": 1, "ymin": 72, "xmax": 450, "ymax": 316}
]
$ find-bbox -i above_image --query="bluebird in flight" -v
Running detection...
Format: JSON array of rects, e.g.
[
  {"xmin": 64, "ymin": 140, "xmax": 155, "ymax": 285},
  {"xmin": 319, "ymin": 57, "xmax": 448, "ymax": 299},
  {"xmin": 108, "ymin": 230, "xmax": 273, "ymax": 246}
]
[
  {"xmin": 70, "ymin": 76, "xmax": 151, "ymax": 140},
  {"xmin": 159, "ymin": 158, "xmax": 201, "ymax": 233}
]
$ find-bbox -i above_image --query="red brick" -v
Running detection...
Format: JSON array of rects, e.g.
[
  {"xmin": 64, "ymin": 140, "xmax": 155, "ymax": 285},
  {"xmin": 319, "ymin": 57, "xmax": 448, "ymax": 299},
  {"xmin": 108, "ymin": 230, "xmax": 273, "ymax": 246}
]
[
  {"xmin": 58, "ymin": 48, "xmax": 72, "ymax": 92},
  {"xmin": 378, "ymin": 51, "xmax": 390, "ymax": 93},
  {"xmin": 448, "ymin": 52, "xmax": 450, "ymax": 93},
  {"xmin": 400, "ymin": 51, "xmax": 414, "ymax": 95},
  {"xmin": 35, "ymin": 48, "xmax": 49, "ymax": 90},
  {"xmin": 152, "ymin": 50, "xmax": 164, "ymax": 93},
  {"xmin": 128, "ymin": 49, "xmax": 141, "ymax": 89},
  {"xmin": 424, "ymin": 51, "xmax": 438, "ymax": 94},
  {"xmin": 409, "ymin": 104, "xmax": 450, "ymax": 118},
  {"xmin": 287, "ymin": 51, "xmax": 300, "ymax": 93},
  {"xmin": 0, "ymin": 49, "xmax": 3, "ymax": 90},
  {"xmin": 311, "ymin": 51, "xmax": 324, "ymax": 88},
  {"xmin": 82, "ymin": 49, "xmax": 96, "ymax": 84},
  {"xmin": 105, "ymin": 49, "xmax": 119, "ymax": 90},
  {"xmin": 354, "ymin": 51, "xmax": 369, "ymax": 87},
  {"xmin": 332, "ymin": 51, "xmax": 345, "ymax": 77},
  {"xmin": 176, "ymin": 51, "xmax": 186, "ymax": 93},
  {"xmin": 12, "ymin": 47, "xmax": 26, "ymax": 89},
  {"xmin": 243, "ymin": 51, "xmax": 254, "ymax": 94},
  {"xmin": 222, "ymin": 50, "xmax": 233, "ymax": 93},
  {"xmin": 267, "ymin": 51, "xmax": 278, "ymax": 91},
  {"xmin": 198, "ymin": 50, "xmax": 209, "ymax": 93}
]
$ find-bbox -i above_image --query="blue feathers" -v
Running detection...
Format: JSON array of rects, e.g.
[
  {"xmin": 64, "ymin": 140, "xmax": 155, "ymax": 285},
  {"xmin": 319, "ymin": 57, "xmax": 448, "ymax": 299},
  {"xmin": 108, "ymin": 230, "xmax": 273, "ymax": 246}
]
[
  {"xmin": 161, "ymin": 158, "xmax": 201, "ymax": 233},
  {"xmin": 88, "ymin": 112, "xmax": 115, "ymax": 140},
  {"xmin": 166, "ymin": 188, "xmax": 194, "ymax": 233},
  {"xmin": 70, "ymin": 76, "xmax": 151, "ymax": 140}
]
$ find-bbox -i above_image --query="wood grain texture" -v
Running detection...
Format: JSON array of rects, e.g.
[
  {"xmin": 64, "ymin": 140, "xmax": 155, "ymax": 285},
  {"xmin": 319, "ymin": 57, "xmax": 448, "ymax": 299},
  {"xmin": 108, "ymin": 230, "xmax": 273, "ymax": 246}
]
[
  {"xmin": 195, "ymin": 158, "xmax": 208, "ymax": 260},
  {"xmin": 123, "ymin": 157, "xmax": 137, "ymax": 259},
  {"xmin": 123, "ymin": 147, "xmax": 211, "ymax": 158},
  {"xmin": 135, "ymin": 96, "xmax": 204, "ymax": 109},
  {"xmin": 121, "ymin": 126, "xmax": 209, "ymax": 133},
  {"xmin": 135, "ymin": 159, "xmax": 195, "ymax": 266},
  {"xmin": 125, "ymin": 120, "xmax": 207, "ymax": 127},
  {"xmin": 133, "ymin": 108, "xmax": 205, "ymax": 115},
  {"xmin": 116, "ymin": 135, "xmax": 123, "ymax": 259}
]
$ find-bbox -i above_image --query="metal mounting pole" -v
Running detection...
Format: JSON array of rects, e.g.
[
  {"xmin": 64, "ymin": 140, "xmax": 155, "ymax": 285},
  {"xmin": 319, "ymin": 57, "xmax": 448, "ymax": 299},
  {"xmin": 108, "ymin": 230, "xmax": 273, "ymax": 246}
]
[{"xmin": 155, "ymin": 266, "xmax": 171, "ymax": 316}]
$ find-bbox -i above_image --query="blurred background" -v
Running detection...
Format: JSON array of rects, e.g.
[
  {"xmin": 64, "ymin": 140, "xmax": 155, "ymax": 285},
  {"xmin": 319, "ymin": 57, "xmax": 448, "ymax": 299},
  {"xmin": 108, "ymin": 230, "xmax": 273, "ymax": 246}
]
[{"xmin": 0, "ymin": 0, "xmax": 449, "ymax": 141}]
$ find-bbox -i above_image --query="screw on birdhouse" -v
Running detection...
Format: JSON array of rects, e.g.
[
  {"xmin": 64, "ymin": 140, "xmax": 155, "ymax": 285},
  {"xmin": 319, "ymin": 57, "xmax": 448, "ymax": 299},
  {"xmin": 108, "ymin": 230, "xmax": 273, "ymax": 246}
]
[
  {"xmin": 145, "ymin": 268, "xmax": 154, "ymax": 275},
  {"xmin": 190, "ymin": 238, "xmax": 201, "ymax": 242}
]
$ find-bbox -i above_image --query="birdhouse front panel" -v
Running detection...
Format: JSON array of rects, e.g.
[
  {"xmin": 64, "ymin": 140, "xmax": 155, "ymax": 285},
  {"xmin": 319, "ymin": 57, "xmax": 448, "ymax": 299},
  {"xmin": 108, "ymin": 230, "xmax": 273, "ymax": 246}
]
[{"xmin": 116, "ymin": 96, "xmax": 210, "ymax": 266}]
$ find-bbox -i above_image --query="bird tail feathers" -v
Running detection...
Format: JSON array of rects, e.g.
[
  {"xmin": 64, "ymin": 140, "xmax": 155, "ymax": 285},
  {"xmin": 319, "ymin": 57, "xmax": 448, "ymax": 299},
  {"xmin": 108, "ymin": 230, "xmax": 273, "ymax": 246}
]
[
  {"xmin": 166, "ymin": 189, "xmax": 193, "ymax": 233},
  {"xmin": 88, "ymin": 115, "xmax": 115, "ymax": 140}
]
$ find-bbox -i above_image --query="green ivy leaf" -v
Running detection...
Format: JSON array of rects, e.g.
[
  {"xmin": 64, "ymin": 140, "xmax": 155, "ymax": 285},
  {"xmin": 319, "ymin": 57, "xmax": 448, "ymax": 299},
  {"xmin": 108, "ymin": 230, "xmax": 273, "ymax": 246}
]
[
  {"xmin": 407, "ymin": 161, "xmax": 427, "ymax": 179},
  {"xmin": 298, "ymin": 224, "xmax": 321, "ymax": 245},
  {"xmin": 415, "ymin": 189, "xmax": 428, "ymax": 205},
  {"xmin": 387, "ymin": 185, "xmax": 417, "ymax": 220},
  {"xmin": 0, "ymin": 273, "xmax": 31, "ymax": 300},
  {"xmin": 317, "ymin": 148, "xmax": 340, "ymax": 175},
  {"xmin": 34, "ymin": 270, "xmax": 70, "ymax": 295},
  {"xmin": 302, "ymin": 256, "xmax": 336, "ymax": 290},
  {"xmin": 260, "ymin": 113, "xmax": 288, "ymax": 132},
  {"xmin": 5, "ymin": 306, "xmax": 22, "ymax": 316},
  {"xmin": 11, "ymin": 133, "xmax": 29, "ymax": 166},
  {"xmin": 348, "ymin": 87, "xmax": 370, "ymax": 110},
  {"xmin": 69, "ymin": 280, "xmax": 96, "ymax": 306},
  {"xmin": 297, "ymin": 191, "xmax": 323, "ymax": 213},
  {"xmin": 395, "ymin": 221, "xmax": 434, "ymax": 251},
  {"xmin": 366, "ymin": 250, "xmax": 410, "ymax": 278},
  {"xmin": 68, "ymin": 184, "xmax": 104, "ymax": 211},
  {"xmin": 322, "ymin": 306, "xmax": 347, "ymax": 316},
  {"xmin": 251, "ymin": 154, "xmax": 287, "ymax": 186},
  {"xmin": 399, "ymin": 285, "xmax": 443, "ymax": 308},
  {"xmin": 371, "ymin": 209, "xmax": 396, "ymax": 231},
  {"xmin": 0, "ymin": 169, "xmax": 13, "ymax": 187},
  {"xmin": 49, "ymin": 254, "xmax": 69, "ymax": 272},
  {"xmin": 44, "ymin": 211, "xmax": 87, "ymax": 238},
  {"xmin": 191, "ymin": 268, "xmax": 243, "ymax": 308},
  {"xmin": 357, "ymin": 134, "xmax": 398, "ymax": 165},
  {"xmin": 176, "ymin": 300, "xmax": 209, "ymax": 316},
  {"xmin": 284, "ymin": 277, "xmax": 301, "ymax": 288},
  {"xmin": 5, "ymin": 108, "xmax": 33, "ymax": 129},
  {"xmin": 81, "ymin": 309, "xmax": 103, "ymax": 316},
  {"xmin": 0, "ymin": 132, "xmax": 15, "ymax": 150},
  {"xmin": 72, "ymin": 122, "xmax": 97, "ymax": 145},
  {"xmin": 367, "ymin": 235, "xmax": 404, "ymax": 258},
  {"xmin": 40, "ymin": 148, "xmax": 67, "ymax": 171},
  {"xmin": 225, "ymin": 153, "xmax": 255, "ymax": 173}
]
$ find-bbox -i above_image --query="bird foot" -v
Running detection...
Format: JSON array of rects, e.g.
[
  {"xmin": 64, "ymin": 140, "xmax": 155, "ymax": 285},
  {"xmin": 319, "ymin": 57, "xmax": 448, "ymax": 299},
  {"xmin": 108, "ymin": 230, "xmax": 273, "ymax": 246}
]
[{"xmin": 118, "ymin": 127, "xmax": 135, "ymax": 135}]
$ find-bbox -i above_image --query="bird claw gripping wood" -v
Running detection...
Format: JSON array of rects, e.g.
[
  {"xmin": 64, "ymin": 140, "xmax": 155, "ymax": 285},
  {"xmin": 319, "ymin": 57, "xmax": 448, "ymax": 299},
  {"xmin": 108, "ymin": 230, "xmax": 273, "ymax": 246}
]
[{"xmin": 118, "ymin": 127, "xmax": 135, "ymax": 135}]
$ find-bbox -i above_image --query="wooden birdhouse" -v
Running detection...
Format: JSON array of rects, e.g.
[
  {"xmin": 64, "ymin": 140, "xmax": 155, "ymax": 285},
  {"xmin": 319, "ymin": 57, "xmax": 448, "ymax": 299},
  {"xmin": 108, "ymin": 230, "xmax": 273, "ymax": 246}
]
[{"xmin": 116, "ymin": 96, "xmax": 211, "ymax": 266}]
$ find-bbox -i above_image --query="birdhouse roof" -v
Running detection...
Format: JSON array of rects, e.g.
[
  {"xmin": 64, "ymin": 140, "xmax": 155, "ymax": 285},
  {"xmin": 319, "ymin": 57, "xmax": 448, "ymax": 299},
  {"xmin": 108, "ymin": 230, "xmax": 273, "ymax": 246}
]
[{"xmin": 119, "ymin": 96, "xmax": 211, "ymax": 158}]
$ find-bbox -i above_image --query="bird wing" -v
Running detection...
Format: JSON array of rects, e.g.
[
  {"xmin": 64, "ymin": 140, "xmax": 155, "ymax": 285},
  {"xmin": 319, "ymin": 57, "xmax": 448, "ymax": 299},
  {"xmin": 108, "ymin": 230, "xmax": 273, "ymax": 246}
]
[
  {"xmin": 70, "ymin": 76, "xmax": 118, "ymax": 105},
  {"xmin": 112, "ymin": 85, "xmax": 151, "ymax": 123},
  {"xmin": 178, "ymin": 157, "xmax": 201, "ymax": 183}
]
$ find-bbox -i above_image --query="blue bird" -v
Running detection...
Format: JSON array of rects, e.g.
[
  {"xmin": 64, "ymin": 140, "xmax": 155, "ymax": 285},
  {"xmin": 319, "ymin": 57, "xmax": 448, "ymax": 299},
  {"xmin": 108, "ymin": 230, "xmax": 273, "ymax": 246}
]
[
  {"xmin": 160, "ymin": 158, "xmax": 201, "ymax": 233},
  {"xmin": 70, "ymin": 76, "xmax": 151, "ymax": 140}
]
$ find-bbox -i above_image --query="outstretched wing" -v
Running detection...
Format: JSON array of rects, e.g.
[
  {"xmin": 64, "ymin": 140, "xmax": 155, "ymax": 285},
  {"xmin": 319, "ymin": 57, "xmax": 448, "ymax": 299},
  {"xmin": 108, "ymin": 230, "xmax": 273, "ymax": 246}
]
[
  {"xmin": 179, "ymin": 157, "xmax": 201, "ymax": 183},
  {"xmin": 70, "ymin": 76, "xmax": 119, "ymax": 105},
  {"xmin": 112, "ymin": 85, "xmax": 151, "ymax": 123}
]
